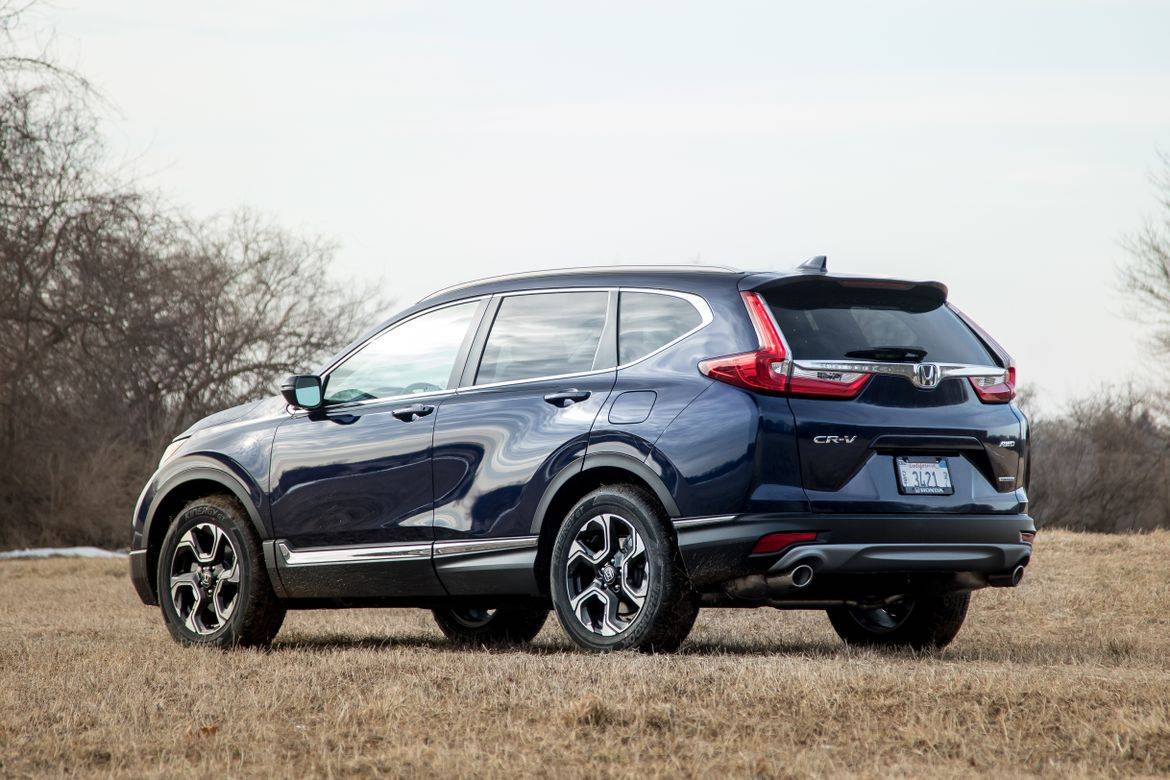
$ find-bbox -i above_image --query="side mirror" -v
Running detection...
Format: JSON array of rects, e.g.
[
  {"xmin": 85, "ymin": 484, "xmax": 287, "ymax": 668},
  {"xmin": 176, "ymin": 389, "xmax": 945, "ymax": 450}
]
[{"xmin": 280, "ymin": 374, "xmax": 323, "ymax": 410}]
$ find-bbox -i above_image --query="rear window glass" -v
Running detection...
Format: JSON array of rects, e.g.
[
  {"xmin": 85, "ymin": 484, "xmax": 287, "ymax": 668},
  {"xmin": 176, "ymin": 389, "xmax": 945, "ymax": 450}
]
[{"xmin": 766, "ymin": 289, "xmax": 993, "ymax": 365}]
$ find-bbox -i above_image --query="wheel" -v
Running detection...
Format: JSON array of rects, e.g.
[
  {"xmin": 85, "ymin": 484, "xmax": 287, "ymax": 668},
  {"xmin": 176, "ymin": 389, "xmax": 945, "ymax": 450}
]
[
  {"xmin": 157, "ymin": 494, "xmax": 286, "ymax": 648},
  {"xmin": 431, "ymin": 604, "xmax": 549, "ymax": 646},
  {"xmin": 550, "ymin": 485, "xmax": 698, "ymax": 653},
  {"xmin": 826, "ymin": 591, "xmax": 970, "ymax": 650}
]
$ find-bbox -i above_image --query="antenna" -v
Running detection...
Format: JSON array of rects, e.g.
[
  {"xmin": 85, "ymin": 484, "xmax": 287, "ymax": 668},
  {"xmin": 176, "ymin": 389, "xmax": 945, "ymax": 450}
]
[{"xmin": 798, "ymin": 255, "xmax": 828, "ymax": 273}]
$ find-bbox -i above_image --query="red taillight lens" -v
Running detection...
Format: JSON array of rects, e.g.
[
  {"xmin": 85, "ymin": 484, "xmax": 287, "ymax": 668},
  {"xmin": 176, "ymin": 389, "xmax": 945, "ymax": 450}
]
[
  {"xmin": 698, "ymin": 292, "xmax": 791, "ymax": 393},
  {"xmin": 751, "ymin": 531, "xmax": 818, "ymax": 555},
  {"xmin": 969, "ymin": 365, "xmax": 1016, "ymax": 403},
  {"xmin": 698, "ymin": 292, "xmax": 871, "ymax": 399}
]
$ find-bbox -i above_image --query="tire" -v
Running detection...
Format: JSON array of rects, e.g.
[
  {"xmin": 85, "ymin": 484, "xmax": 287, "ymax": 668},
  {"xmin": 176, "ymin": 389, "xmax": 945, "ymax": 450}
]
[
  {"xmin": 432, "ymin": 604, "xmax": 549, "ymax": 646},
  {"xmin": 826, "ymin": 591, "xmax": 970, "ymax": 651},
  {"xmin": 550, "ymin": 485, "xmax": 698, "ymax": 653},
  {"xmin": 157, "ymin": 494, "xmax": 286, "ymax": 648}
]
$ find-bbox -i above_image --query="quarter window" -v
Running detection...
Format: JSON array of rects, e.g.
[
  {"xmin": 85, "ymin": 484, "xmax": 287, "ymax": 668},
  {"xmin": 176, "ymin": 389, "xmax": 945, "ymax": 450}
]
[
  {"xmin": 476, "ymin": 292, "xmax": 609, "ymax": 384},
  {"xmin": 618, "ymin": 292, "xmax": 703, "ymax": 364},
  {"xmin": 324, "ymin": 301, "xmax": 479, "ymax": 404}
]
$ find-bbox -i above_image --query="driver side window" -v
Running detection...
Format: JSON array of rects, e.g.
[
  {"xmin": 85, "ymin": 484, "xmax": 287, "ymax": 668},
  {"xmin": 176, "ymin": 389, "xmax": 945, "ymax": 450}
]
[{"xmin": 324, "ymin": 301, "xmax": 479, "ymax": 405}]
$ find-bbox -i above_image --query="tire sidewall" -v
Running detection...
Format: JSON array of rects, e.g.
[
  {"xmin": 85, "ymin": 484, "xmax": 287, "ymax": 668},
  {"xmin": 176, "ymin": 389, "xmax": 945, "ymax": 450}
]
[
  {"xmin": 550, "ymin": 489, "xmax": 674, "ymax": 652},
  {"xmin": 158, "ymin": 500, "xmax": 255, "ymax": 647}
]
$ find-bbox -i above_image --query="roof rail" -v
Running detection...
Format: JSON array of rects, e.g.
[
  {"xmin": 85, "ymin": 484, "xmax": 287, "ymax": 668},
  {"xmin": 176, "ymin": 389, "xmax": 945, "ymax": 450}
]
[{"xmin": 418, "ymin": 264, "xmax": 741, "ymax": 302}]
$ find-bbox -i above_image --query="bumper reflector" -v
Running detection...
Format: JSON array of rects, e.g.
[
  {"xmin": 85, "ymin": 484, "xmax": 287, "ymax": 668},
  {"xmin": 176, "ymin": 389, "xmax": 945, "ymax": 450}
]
[
  {"xmin": 751, "ymin": 531, "xmax": 818, "ymax": 555},
  {"xmin": 1020, "ymin": 531, "xmax": 1035, "ymax": 544}
]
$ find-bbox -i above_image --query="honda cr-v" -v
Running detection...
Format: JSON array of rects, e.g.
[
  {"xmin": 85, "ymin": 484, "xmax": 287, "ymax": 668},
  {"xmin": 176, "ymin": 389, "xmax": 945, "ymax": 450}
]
[{"xmin": 129, "ymin": 258, "xmax": 1033, "ymax": 652}]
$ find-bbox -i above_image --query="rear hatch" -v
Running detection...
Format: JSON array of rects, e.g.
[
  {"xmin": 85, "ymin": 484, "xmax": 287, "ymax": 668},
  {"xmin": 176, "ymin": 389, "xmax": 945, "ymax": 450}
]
[{"xmin": 761, "ymin": 275, "xmax": 1024, "ymax": 514}]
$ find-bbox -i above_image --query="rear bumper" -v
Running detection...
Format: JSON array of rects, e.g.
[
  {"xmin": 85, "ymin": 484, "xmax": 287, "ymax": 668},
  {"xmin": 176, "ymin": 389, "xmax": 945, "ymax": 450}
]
[{"xmin": 674, "ymin": 512, "xmax": 1034, "ymax": 588}]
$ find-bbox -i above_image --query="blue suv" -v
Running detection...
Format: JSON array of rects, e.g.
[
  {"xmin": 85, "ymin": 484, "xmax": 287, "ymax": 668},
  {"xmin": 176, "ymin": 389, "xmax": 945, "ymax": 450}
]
[{"xmin": 129, "ymin": 259, "xmax": 1033, "ymax": 652}]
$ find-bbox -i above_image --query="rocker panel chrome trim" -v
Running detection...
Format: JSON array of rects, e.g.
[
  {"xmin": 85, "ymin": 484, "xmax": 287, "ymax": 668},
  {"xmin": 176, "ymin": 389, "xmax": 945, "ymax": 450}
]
[
  {"xmin": 276, "ymin": 540, "xmax": 432, "ymax": 567},
  {"xmin": 432, "ymin": 536, "xmax": 539, "ymax": 558}
]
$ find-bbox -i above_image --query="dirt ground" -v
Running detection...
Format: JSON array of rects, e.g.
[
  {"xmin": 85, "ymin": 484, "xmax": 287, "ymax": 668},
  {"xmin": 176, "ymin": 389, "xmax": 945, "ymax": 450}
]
[{"xmin": 2, "ymin": 529, "xmax": 1169, "ymax": 778}]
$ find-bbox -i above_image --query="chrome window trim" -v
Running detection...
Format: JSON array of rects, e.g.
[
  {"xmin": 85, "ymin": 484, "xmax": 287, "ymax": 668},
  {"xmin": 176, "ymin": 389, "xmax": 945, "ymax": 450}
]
[
  {"xmin": 276, "ymin": 540, "xmax": 431, "ymax": 567},
  {"xmin": 432, "ymin": 536, "xmax": 539, "ymax": 558},
  {"xmin": 458, "ymin": 286, "xmax": 713, "ymax": 393}
]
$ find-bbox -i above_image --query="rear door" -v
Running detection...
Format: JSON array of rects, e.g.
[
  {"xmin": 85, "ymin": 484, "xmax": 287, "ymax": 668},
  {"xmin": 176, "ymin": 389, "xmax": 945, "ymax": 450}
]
[
  {"xmin": 431, "ymin": 289, "xmax": 617, "ymax": 595},
  {"xmin": 763, "ymin": 279, "xmax": 1023, "ymax": 515}
]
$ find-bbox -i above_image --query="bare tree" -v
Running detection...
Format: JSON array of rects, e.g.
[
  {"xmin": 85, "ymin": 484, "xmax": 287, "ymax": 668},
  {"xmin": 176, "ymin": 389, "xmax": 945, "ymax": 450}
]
[
  {"xmin": 1121, "ymin": 152, "xmax": 1170, "ymax": 360},
  {"xmin": 0, "ymin": 4, "xmax": 385, "ymax": 548}
]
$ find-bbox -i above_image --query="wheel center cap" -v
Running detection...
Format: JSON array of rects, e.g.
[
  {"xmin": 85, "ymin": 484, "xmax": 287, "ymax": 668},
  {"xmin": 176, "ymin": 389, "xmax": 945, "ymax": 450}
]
[{"xmin": 600, "ymin": 564, "xmax": 617, "ymax": 584}]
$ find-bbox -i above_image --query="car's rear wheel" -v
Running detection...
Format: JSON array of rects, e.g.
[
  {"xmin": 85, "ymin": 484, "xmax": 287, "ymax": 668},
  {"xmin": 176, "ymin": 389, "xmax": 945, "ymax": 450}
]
[
  {"xmin": 158, "ymin": 494, "xmax": 285, "ymax": 648},
  {"xmin": 550, "ymin": 485, "xmax": 697, "ymax": 653},
  {"xmin": 826, "ymin": 591, "xmax": 970, "ymax": 650},
  {"xmin": 432, "ymin": 604, "xmax": 549, "ymax": 646}
]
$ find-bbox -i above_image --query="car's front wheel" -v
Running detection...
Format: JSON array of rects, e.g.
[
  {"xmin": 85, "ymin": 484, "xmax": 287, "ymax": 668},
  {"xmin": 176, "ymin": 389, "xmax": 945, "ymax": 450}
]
[
  {"xmin": 432, "ymin": 604, "xmax": 549, "ymax": 646},
  {"xmin": 158, "ymin": 494, "xmax": 285, "ymax": 648},
  {"xmin": 826, "ymin": 591, "xmax": 970, "ymax": 650},
  {"xmin": 550, "ymin": 485, "xmax": 697, "ymax": 653}
]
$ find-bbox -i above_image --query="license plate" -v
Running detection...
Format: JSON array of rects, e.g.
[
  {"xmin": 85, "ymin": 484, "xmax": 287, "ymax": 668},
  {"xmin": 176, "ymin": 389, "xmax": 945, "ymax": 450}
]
[{"xmin": 895, "ymin": 457, "xmax": 954, "ymax": 496}]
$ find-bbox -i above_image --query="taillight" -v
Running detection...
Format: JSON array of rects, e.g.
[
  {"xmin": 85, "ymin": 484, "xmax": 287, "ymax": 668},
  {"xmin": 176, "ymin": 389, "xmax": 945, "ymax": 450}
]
[
  {"xmin": 751, "ymin": 531, "xmax": 818, "ymax": 555},
  {"xmin": 969, "ymin": 365, "xmax": 1016, "ymax": 403},
  {"xmin": 698, "ymin": 292, "xmax": 872, "ymax": 399}
]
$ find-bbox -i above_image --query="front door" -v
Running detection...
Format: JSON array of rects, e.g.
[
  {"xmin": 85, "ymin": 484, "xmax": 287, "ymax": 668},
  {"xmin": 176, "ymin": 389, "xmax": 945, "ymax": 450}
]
[
  {"xmin": 432, "ymin": 290, "xmax": 617, "ymax": 595},
  {"xmin": 269, "ymin": 299, "xmax": 484, "ymax": 598}
]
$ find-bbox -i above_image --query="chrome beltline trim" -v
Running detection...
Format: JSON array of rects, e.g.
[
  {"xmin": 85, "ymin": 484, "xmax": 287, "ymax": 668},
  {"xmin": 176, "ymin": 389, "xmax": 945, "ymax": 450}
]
[
  {"xmin": 672, "ymin": 515, "xmax": 737, "ymax": 529},
  {"xmin": 276, "ymin": 541, "xmax": 432, "ymax": 566},
  {"xmin": 432, "ymin": 536, "xmax": 539, "ymax": 557}
]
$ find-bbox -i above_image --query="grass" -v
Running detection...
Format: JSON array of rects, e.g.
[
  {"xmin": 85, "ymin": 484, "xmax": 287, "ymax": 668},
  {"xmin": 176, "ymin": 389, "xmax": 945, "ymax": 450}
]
[{"xmin": 2, "ymin": 529, "xmax": 1169, "ymax": 778}]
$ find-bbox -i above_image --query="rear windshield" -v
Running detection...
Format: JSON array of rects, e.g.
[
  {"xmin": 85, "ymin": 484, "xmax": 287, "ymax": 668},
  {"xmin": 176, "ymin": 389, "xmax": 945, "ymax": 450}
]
[{"xmin": 765, "ymin": 288, "xmax": 994, "ymax": 365}]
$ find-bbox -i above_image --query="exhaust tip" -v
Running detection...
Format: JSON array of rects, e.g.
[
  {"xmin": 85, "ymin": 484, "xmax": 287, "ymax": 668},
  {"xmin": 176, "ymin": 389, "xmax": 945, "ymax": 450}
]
[
  {"xmin": 1011, "ymin": 564, "xmax": 1025, "ymax": 587},
  {"xmin": 790, "ymin": 563, "xmax": 814, "ymax": 589}
]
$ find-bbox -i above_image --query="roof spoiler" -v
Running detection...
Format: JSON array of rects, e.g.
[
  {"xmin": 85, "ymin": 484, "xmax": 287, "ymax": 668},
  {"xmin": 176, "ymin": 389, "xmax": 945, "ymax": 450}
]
[{"xmin": 738, "ymin": 272, "xmax": 949, "ymax": 312}]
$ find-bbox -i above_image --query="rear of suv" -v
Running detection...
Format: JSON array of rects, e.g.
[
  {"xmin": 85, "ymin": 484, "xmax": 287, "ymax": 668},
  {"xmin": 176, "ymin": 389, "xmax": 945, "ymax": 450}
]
[{"xmin": 129, "ymin": 259, "xmax": 1032, "ymax": 653}]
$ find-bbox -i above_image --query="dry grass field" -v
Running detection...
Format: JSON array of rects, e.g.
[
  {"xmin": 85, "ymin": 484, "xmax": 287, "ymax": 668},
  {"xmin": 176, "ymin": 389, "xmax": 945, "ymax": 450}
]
[{"xmin": 2, "ymin": 530, "xmax": 1169, "ymax": 778}]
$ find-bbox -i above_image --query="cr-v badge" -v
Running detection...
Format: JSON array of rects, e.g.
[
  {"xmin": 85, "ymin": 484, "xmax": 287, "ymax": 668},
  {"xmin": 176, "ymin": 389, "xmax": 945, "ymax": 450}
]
[{"xmin": 813, "ymin": 435, "xmax": 858, "ymax": 444}]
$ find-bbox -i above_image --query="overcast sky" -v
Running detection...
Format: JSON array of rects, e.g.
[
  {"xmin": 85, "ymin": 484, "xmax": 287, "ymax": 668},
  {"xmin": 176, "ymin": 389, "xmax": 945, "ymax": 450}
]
[{"xmin": 26, "ymin": 0, "xmax": 1170, "ymax": 409}]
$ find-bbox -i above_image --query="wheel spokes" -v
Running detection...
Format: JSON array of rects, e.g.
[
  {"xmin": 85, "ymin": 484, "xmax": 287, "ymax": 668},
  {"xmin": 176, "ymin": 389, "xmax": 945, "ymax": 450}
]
[
  {"xmin": 168, "ymin": 522, "xmax": 240, "ymax": 636},
  {"xmin": 564, "ymin": 512, "xmax": 652, "ymax": 639}
]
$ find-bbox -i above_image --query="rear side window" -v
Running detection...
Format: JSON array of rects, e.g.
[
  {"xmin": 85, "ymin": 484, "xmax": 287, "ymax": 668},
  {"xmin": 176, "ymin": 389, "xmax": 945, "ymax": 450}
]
[
  {"xmin": 618, "ymin": 292, "xmax": 703, "ymax": 364},
  {"xmin": 476, "ymin": 292, "xmax": 609, "ymax": 384},
  {"xmin": 766, "ymin": 289, "xmax": 993, "ymax": 365}
]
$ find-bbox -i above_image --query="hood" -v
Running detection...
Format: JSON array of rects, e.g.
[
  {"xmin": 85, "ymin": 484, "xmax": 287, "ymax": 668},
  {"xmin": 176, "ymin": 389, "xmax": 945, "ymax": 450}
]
[{"xmin": 175, "ymin": 395, "xmax": 286, "ymax": 439}]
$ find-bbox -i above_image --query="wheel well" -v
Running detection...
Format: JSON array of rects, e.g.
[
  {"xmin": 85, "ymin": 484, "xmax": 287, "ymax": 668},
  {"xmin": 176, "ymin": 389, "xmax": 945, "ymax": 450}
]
[
  {"xmin": 144, "ymin": 479, "xmax": 242, "ymax": 598},
  {"xmin": 533, "ymin": 466, "xmax": 672, "ymax": 596}
]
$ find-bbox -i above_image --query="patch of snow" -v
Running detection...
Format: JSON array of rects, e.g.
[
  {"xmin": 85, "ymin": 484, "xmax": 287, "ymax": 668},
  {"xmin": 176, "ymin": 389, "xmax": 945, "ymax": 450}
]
[{"xmin": 0, "ymin": 546, "xmax": 127, "ymax": 560}]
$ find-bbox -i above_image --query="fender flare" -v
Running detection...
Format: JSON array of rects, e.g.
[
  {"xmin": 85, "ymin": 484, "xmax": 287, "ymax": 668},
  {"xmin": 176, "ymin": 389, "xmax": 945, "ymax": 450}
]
[
  {"xmin": 529, "ymin": 452, "xmax": 681, "ymax": 535},
  {"xmin": 142, "ymin": 462, "xmax": 268, "ymax": 553}
]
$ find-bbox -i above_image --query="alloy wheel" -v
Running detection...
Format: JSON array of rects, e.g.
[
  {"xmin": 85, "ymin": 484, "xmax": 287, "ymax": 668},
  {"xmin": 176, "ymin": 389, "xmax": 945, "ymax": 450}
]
[
  {"xmin": 564, "ymin": 513, "xmax": 650, "ymax": 637},
  {"xmin": 168, "ymin": 523, "xmax": 240, "ymax": 635}
]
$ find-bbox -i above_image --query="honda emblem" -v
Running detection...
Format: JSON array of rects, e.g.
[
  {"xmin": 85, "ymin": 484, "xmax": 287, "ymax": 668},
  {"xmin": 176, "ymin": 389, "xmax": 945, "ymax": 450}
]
[{"xmin": 913, "ymin": 363, "xmax": 941, "ymax": 389}]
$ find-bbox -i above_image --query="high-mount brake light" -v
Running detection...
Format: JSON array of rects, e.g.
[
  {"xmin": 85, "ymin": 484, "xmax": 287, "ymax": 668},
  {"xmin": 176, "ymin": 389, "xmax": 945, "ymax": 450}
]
[
  {"xmin": 698, "ymin": 292, "xmax": 872, "ymax": 399},
  {"xmin": 969, "ymin": 365, "xmax": 1016, "ymax": 403}
]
